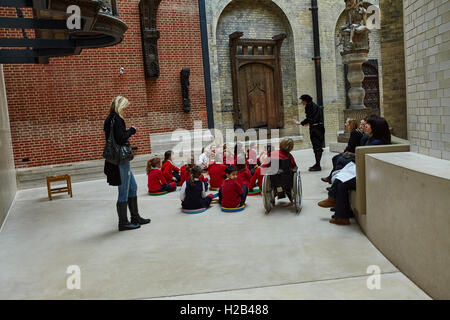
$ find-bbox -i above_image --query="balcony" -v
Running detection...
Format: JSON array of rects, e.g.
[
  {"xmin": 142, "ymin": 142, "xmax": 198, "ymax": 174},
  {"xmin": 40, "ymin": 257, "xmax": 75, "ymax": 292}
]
[{"xmin": 0, "ymin": 0, "xmax": 127, "ymax": 64}]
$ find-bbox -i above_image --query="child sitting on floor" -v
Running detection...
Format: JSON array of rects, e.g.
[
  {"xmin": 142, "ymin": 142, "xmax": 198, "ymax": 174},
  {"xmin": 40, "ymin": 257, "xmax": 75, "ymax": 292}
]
[
  {"xmin": 208, "ymin": 153, "xmax": 228, "ymax": 190},
  {"xmin": 181, "ymin": 157, "xmax": 209, "ymax": 186},
  {"xmin": 237, "ymin": 162, "xmax": 252, "ymax": 189},
  {"xmin": 147, "ymin": 158, "xmax": 177, "ymax": 193},
  {"xmin": 180, "ymin": 166, "xmax": 214, "ymax": 210},
  {"xmin": 219, "ymin": 166, "xmax": 248, "ymax": 209},
  {"xmin": 249, "ymin": 151, "xmax": 268, "ymax": 192},
  {"xmin": 248, "ymin": 141, "xmax": 258, "ymax": 173},
  {"xmin": 161, "ymin": 150, "xmax": 181, "ymax": 184}
]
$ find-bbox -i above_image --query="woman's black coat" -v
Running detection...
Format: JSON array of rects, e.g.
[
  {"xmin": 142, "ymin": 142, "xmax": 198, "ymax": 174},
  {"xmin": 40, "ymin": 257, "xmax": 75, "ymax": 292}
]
[
  {"xmin": 344, "ymin": 129, "xmax": 363, "ymax": 153},
  {"xmin": 103, "ymin": 112, "xmax": 136, "ymax": 186}
]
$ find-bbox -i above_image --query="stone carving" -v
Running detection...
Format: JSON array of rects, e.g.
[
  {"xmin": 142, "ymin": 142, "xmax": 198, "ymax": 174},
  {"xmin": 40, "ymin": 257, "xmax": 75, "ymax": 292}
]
[
  {"xmin": 139, "ymin": 0, "xmax": 161, "ymax": 79},
  {"xmin": 339, "ymin": 0, "xmax": 371, "ymax": 53},
  {"xmin": 181, "ymin": 68, "xmax": 191, "ymax": 113},
  {"xmin": 338, "ymin": 0, "xmax": 371, "ymax": 110},
  {"xmin": 99, "ymin": 0, "xmax": 117, "ymax": 16}
]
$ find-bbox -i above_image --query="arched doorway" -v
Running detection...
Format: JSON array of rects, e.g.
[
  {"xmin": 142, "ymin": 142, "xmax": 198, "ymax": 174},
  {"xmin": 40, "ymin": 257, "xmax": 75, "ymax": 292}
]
[
  {"xmin": 229, "ymin": 32, "xmax": 286, "ymax": 130},
  {"xmin": 215, "ymin": 0, "xmax": 296, "ymax": 130}
]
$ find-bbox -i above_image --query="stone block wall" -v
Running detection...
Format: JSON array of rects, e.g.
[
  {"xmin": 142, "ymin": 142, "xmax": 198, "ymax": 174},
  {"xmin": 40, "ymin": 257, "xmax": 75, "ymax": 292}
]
[
  {"xmin": 206, "ymin": 0, "xmax": 382, "ymax": 148},
  {"xmin": 380, "ymin": 0, "xmax": 408, "ymax": 139},
  {"xmin": 0, "ymin": 66, "xmax": 16, "ymax": 228},
  {"xmin": 215, "ymin": 0, "xmax": 298, "ymax": 133},
  {"xmin": 404, "ymin": 0, "xmax": 450, "ymax": 160}
]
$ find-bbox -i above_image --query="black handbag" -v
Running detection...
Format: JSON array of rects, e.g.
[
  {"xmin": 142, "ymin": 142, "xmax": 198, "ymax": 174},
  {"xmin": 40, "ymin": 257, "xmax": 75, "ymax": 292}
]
[{"xmin": 103, "ymin": 119, "xmax": 134, "ymax": 165}]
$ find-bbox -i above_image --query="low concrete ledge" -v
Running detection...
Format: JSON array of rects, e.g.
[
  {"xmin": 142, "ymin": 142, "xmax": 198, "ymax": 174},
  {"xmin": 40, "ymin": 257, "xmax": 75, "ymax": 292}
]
[
  {"xmin": 16, "ymin": 155, "xmax": 154, "ymax": 190},
  {"xmin": 364, "ymin": 152, "xmax": 450, "ymax": 299},
  {"xmin": 329, "ymin": 142, "xmax": 347, "ymax": 153}
]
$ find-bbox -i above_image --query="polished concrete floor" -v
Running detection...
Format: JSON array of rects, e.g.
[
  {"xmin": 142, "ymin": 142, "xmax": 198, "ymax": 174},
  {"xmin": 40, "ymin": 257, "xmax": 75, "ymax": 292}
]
[{"xmin": 0, "ymin": 149, "xmax": 430, "ymax": 299}]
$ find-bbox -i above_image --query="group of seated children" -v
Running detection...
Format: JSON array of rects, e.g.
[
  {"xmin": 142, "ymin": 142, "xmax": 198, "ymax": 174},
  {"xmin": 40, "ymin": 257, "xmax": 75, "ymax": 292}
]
[{"xmin": 146, "ymin": 139, "xmax": 296, "ymax": 211}]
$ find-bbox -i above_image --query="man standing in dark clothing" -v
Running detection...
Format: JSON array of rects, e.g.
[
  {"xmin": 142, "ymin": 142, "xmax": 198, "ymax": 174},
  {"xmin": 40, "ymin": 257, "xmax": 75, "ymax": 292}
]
[{"xmin": 293, "ymin": 94, "xmax": 325, "ymax": 171}]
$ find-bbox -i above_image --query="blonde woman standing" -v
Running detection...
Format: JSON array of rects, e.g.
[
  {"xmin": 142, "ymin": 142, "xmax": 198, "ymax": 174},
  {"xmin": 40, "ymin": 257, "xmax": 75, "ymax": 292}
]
[{"xmin": 104, "ymin": 96, "xmax": 150, "ymax": 231}]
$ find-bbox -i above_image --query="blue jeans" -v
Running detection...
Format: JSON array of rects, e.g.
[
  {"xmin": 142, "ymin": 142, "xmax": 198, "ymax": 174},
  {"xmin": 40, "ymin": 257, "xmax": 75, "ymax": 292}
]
[{"xmin": 118, "ymin": 160, "xmax": 137, "ymax": 202}]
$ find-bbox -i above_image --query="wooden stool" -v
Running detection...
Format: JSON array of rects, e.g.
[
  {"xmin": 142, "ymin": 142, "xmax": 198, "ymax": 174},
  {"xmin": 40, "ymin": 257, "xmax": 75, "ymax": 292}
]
[{"xmin": 46, "ymin": 174, "xmax": 73, "ymax": 200}]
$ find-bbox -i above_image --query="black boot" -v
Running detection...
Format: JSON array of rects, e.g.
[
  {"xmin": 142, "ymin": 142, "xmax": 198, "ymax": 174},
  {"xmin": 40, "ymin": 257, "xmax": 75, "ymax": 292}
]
[
  {"xmin": 128, "ymin": 197, "xmax": 151, "ymax": 225},
  {"xmin": 309, "ymin": 151, "xmax": 322, "ymax": 171},
  {"xmin": 117, "ymin": 201, "xmax": 140, "ymax": 231}
]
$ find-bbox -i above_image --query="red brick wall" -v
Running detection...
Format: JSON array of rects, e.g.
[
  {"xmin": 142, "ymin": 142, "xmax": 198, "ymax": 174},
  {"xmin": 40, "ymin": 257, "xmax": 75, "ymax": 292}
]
[{"xmin": 2, "ymin": 0, "xmax": 207, "ymax": 168}]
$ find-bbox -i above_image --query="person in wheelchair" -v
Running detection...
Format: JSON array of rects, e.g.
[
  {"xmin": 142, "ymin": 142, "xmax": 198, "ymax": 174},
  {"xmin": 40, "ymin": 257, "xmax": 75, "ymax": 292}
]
[{"xmin": 262, "ymin": 138, "xmax": 298, "ymax": 202}]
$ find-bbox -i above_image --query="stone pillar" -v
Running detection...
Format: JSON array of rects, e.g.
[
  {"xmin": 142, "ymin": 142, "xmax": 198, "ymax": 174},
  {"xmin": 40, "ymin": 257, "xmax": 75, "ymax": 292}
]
[
  {"xmin": 342, "ymin": 51, "xmax": 368, "ymax": 110},
  {"xmin": 337, "ymin": 0, "xmax": 373, "ymax": 139}
]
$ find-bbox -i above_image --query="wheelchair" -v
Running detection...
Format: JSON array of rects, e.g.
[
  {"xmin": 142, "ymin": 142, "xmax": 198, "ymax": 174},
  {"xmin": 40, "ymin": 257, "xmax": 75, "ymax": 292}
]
[{"xmin": 261, "ymin": 158, "xmax": 303, "ymax": 214}]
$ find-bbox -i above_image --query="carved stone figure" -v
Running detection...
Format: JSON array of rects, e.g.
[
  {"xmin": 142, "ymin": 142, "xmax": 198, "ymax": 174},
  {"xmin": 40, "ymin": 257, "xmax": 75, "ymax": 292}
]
[
  {"xmin": 338, "ymin": 0, "xmax": 372, "ymax": 112},
  {"xmin": 181, "ymin": 68, "xmax": 191, "ymax": 113},
  {"xmin": 339, "ymin": 0, "xmax": 370, "ymax": 53},
  {"xmin": 139, "ymin": 0, "xmax": 161, "ymax": 78}
]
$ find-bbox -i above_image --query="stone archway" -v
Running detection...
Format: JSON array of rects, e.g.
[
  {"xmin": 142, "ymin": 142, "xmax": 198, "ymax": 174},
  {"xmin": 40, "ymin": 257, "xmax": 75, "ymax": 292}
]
[{"xmin": 213, "ymin": 0, "xmax": 297, "ymax": 131}]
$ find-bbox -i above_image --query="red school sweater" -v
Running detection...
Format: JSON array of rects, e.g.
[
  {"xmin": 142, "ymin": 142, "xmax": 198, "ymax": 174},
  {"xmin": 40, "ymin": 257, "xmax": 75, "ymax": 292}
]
[
  {"xmin": 161, "ymin": 160, "xmax": 180, "ymax": 182},
  {"xmin": 148, "ymin": 168, "xmax": 168, "ymax": 193},
  {"xmin": 237, "ymin": 168, "xmax": 252, "ymax": 188},
  {"xmin": 208, "ymin": 162, "xmax": 227, "ymax": 188},
  {"xmin": 250, "ymin": 167, "xmax": 263, "ymax": 191},
  {"xmin": 180, "ymin": 165, "xmax": 209, "ymax": 187},
  {"xmin": 221, "ymin": 178, "xmax": 244, "ymax": 208}
]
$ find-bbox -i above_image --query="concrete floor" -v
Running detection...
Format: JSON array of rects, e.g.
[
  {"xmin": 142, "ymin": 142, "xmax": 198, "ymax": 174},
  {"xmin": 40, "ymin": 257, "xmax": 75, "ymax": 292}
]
[{"xmin": 0, "ymin": 149, "xmax": 430, "ymax": 300}]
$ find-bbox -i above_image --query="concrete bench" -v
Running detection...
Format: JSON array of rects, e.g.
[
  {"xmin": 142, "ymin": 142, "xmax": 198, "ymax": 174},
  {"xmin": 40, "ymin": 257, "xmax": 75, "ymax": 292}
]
[{"xmin": 350, "ymin": 138, "xmax": 410, "ymax": 218}]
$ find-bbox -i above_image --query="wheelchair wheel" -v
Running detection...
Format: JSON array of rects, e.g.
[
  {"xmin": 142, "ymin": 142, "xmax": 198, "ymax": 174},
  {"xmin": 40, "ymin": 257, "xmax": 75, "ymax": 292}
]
[
  {"xmin": 262, "ymin": 175, "xmax": 274, "ymax": 214},
  {"xmin": 292, "ymin": 171, "xmax": 303, "ymax": 214}
]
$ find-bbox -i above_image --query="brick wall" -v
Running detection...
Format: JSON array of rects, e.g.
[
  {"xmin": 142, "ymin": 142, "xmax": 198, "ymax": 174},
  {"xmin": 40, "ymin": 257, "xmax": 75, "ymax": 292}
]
[
  {"xmin": 2, "ymin": 0, "xmax": 207, "ymax": 168},
  {"xmin": 404, "ymin": 0, "xmax": 450, "ymax": 160},
  {"xmin": 380, "ymin": 0, "xmax": 408, "ymax": 139}
]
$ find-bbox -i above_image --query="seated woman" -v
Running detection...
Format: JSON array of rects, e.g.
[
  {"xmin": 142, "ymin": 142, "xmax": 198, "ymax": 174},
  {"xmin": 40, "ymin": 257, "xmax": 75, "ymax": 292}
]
[
  {"xmin": 219, "ymin": 166, "xmax": 248, "ymax": 209},
  {"xmin": 180, "ymin": 166, "xmax": 214, "ymax": 210},
  {"xmin": 318, "ymin": 117, "xmax": 391, "ymax": 225},
  {"xmin": 147, "ymin": 158, "xmax": 177, "ymax": 194},
  {"xmin": 333, "ymin": 114, "xmax": 380, "ymax": 173},
  {"xmin": 161, "ymin": 150, "xmax": 181, "ymax": 184},
  {"xmin": 321, "ymin": 119, "xmax": 362, "ymax": 184}
]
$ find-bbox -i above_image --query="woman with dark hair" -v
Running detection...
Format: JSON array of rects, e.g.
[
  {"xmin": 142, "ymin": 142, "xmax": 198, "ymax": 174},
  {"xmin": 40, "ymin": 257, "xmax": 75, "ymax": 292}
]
[
  {"xmin": 365, "ymin": 117, "xmax": 391, "ymax": 145},
  {"xmin": 318, "ymin": 117, "xmax": 391, "ymax": 225},
  {"xmin": 104, "ymin": 96, "xmax": 150, "ymax": 231}
]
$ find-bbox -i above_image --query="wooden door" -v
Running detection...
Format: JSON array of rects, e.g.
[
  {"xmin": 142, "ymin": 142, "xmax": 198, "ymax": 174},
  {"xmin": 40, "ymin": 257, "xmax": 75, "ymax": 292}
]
[
  {"xmin": 230, "ymin": 32, "xmax": 286, "ymax": 130},
  {"xmin": 238, "ymin": 62, "xmax": 276, "ymax": 128}
]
